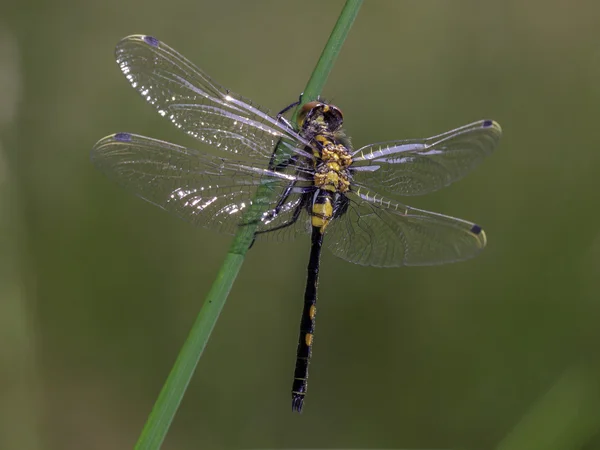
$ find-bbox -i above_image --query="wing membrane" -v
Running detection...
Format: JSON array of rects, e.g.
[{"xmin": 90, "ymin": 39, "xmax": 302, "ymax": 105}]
[
  {"xmin": 325, "ymin": 189, "xmax": 486, "ymax": 267},
  {"xmin": 351, "ymin": 120, "xmax": 501, "ymax": 197},
  {"xmin": 115, "ymin": 35, "xmax": 311, "ymax": 161},
  {"xmin": 91, "ymin": 132, "xmax": 312, "ymax": 238},
  {"xmin": 99, "ymin": 35, "xmax": 497, "ymax": 259}
]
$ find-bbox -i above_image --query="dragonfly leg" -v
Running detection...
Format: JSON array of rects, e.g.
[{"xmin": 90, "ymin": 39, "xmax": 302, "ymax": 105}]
[
  {"xmin": 275, "ymin": 93, "xmax": 304, "ymax": 129},
  {"xmin": 276, "ymin": 93, "xmax": 303, "ymax": 118},
  {"xmin": 267, "ymin": 133, "xmax": 300, "ymax": 171},
  {"xmin": 244, "ymin": 179, "xmax": 299, "ymax": 229},
  {"xmin": 257, "ymin": 197, "xmax": 305, "ymax": 234},
  {"xmin": 249, "ymin": 97, "xmax": 308, "ymax": 248},
  {"xmin": 248, "ymin": 196, "xmax": 307, "ymax": 248}
]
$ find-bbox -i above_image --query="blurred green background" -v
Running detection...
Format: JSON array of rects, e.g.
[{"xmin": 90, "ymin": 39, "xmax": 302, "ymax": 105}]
[{"xmin": 2, "ymin": 0, "xmax": 600, "ymax": 449}]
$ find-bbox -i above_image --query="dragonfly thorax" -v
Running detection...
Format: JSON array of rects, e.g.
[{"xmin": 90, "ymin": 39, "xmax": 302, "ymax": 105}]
[
  {"xmin": 313, "ymin": 137, "xmax": 352, "ymax": 193},
  {"xmin": 296, "ymin": 102, "xmax": 352, "ymax": 194}
]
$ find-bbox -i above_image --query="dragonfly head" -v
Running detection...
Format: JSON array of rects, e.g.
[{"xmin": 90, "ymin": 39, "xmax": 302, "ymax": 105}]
[{"xmin": 296, "ymin": 102, "xmax": 344, "ymax": 135}]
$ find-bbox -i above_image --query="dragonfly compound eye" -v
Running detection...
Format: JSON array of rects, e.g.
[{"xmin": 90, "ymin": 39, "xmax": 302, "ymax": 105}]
[
  {"xmin": 296, "ymin": 102, "xmax": 344, "ymax": 134},
  {"xmin": 322, "ymin": 105, "xmax": 343, "ymax": 132},
  {"xmin": 296, "ymin": 101, "xmax": 322, "ymax": 129}
]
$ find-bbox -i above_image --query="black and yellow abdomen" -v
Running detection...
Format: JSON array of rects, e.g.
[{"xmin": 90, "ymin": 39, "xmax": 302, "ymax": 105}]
[{"xmin": 292, "ymin": 101, "xmax": 353, "ymax": 412}]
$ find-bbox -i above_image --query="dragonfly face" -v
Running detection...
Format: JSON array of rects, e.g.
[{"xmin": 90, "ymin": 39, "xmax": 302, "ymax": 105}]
[
  {"xmin": 297, "ymin": 101, "xmax": 345, "ymax": 137},
  {"xmin": 91, "ymin": 35, "xmax": 502, "ymax": 413}
]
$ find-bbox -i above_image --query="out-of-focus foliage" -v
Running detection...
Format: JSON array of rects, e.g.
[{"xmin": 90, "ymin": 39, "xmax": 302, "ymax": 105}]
[{"xmin": 2, "ymin": 1, "xmax": 600, "ymax": 449}]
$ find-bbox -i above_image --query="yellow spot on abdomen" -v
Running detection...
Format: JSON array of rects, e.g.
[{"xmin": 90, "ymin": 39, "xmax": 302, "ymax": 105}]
[
  {"xmin": 305, "ymin": 333, "xmax": 313, "ymax": 346},
  {"xmin": 309, "ymin": 305, "xmax": 317, "ymax": 320},
  {"xmin": 311, "ymin": 200, "xmax": 333, "ymax": 228}
]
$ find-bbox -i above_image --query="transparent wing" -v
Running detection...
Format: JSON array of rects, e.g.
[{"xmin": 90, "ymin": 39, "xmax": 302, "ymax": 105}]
[
  {"xmin": 325, "ymin": 188, "xmax": 486, "ymax": 267},
  {"xmin": 254, "ymin": 197, "xmax": 312, "ymax": 243},
  {"xmin": 350, "ymin": 120, "xmax": 501, "ymax": 197},
  {"xmin": 115, "ymin": 34, "xmax": 312, "ymax": 161},
  {"xmin": 91, "ymin": 132, "xmax": 313, "ymax": 239}
]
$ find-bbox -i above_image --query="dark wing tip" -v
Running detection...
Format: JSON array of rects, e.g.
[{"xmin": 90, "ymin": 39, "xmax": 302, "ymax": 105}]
[
  {"xmin": 91, "ymin": 132, "xmax": 134, "ymax": 162},
  {"xmin": 470, "ymin": 224, "xmax": 482, "ymax": 235},
  {"xmin": 115, "ymin": 35, "xmax": 160, "ymax": 55},
  {"xmin": 142, "ymin": 35, "xmax": 160, "ymax": 47},
  {"xmin": 291, "ymin": 395, "xmax": 304, "ymax": 413},
  {"xmin": 113, "ymin": 132, "xmax": 132, "ymax": 142},
  {"xmin": 481, "ymin": 119, "xmax": 502, "ymax": 137},
  {"xmin": 469, "ymin": 224, "xmax": 487, "ymax": 249}
]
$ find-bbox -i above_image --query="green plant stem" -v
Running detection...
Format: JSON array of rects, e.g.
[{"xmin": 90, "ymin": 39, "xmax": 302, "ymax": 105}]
[
  {"xmin": 134, "ymin": 1, "xmax": 363, "ymax": 449},
  {"xmin": 294, "ymin": 0, "xmax": 363, "ymax": 119}
]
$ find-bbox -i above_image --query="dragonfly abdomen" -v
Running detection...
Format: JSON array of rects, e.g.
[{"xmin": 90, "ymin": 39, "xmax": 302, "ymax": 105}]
[
  {"xmin": 311, "ymin": 190, "xmax": 334, "ymax": 231},
  {"xmin": 292, "ymin": 225, "xmax": 323, "ymax": 412},
  {"xmin": 291, "ymin": 103, "xmax": 353, "ymax": 412}
]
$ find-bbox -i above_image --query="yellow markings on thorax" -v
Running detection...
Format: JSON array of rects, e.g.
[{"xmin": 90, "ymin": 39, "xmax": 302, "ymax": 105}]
[{"xmin": 312, "ymin": 136, "xmax": 352, "ymax": 194}]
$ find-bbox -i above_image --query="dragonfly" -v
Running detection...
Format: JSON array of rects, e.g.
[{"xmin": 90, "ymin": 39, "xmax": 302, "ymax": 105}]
[{"xmin": 91, "ymin": 35, "xmax": 502, "ymax": 413}]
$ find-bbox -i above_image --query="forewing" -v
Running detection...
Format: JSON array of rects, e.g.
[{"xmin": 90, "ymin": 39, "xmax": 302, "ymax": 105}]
[
  {"xmin": 325, "ymin": 189, "xmax": 486, "ymax": 267},
  {"xmin": 115, "ymin": 35, "xmax": 311, "ymax": 161},
  {"xmin": 253, "ymin": 195, "xmax": 312, "ymax": 243},
  {"xmin": 91, "ymin": 132, "xmax": 312, "ymax": 238},
  {"xmin": 351, "ymin": 120, "xmax": 501, "ymax": 197}
]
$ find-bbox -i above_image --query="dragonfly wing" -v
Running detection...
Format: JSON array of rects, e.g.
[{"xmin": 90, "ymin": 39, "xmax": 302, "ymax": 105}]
[
  {"xmin": 325, "ymin": 189, "xmax": 486, "ymax": 267},
  {"xmin": 254, "ymin": 196, "xmax": 312, "ymax": 243},
  {"xmin": 115, "ymin": 35, "xmax": 311, "ymax": 161},
  {"xmin": 351, "ymin": 120, "xmax": 501, "ymax": 197},
  {"xmin": 91, "ymin": 132, "xmax": 312, "ymax": 238}
]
